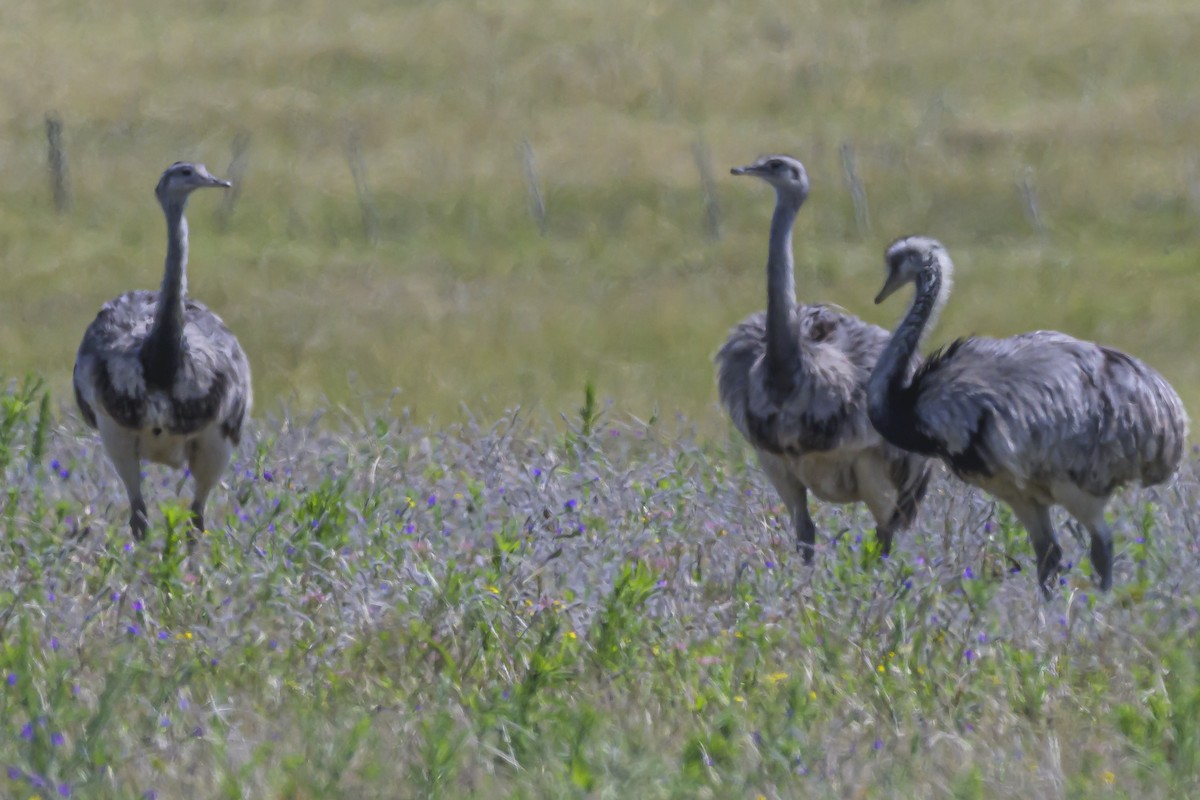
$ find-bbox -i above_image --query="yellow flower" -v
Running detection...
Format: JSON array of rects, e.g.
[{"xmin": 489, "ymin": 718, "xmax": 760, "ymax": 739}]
[
  {"xmin": 486, "ymin": 585, "xmax": 500, "ymax": 595},
  {"xmin": 767, "ymin": 671, "xmax": 789, "ymax": 684},
  {"xmin": 734, "ymin": 695, "xmax": 745, "ymax": 703},
  {"xmin": 876, "ymin": 664, "xmax": 885, "ymax": 674},
  {"xmin": 1102, "ymin": 770, "xmax": 1116, "ymax": 785},
  {"xmin": 809, "ymin": 690, "xmax": 817, "ymax": 700},
  {"xmin": 567, "ymin": 631, "xmax": 577, "ymax": 640}
]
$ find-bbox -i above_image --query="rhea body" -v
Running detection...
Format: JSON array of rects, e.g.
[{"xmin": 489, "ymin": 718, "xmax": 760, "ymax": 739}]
[
  {"xmin": 715, "ymin": 156, "xmax": 933, "ymax": 560},
  {"xmin": 867, "ymin": 236, "xmax": 1188, "ymax": 593},
  {"xmin": 74, "ymin": 162, "xmax": 251, "ymax": 545}
]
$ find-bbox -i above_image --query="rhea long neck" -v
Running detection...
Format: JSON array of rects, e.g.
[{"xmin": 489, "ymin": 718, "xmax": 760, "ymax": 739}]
[
  {"xmin": 764, "ymin": 191, "xmax": 803, "ymax": 396},
  {"xmin": 141, "ymin": 198, "xmax": 189, "ymax": 390},
  {"xmin": 867, "ymin": 260, "xmax": 948, "ymax": 444}
]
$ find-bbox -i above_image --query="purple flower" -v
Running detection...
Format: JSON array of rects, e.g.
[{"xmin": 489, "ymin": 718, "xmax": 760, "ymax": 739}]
[
  {"xmin": 565, "ymin": 499, "xmax": 578, "ymax": 511},
  {"xmin": 403, "ymin": 524, "xmax": 415, "ymax": 535},
  {"xmin": 5, "ymin": 674, "xmax": 15, "ymax": 687},
  {"xmin": 178, "ymin": 697, "xmax": 189, "ymax": 711},
  {"xmin": 47, "ymin": 591, "xmax": 56, "ymax": 602},
  {"xmin": 58, "ymin": 783, "xmax": 72, "ymax": 797},
  {"xmin": 532, "ymin": 468, "xmax": 542, "ymax": 478},
  {"xmin": 124, "ymin": 542, "xmax": 134, "ymax": 553},
  {"xmin": 50, "ymin": 459, "xmax": 61, "ymax": 471},
  {"xmin": 262, "ymin": 470, "xmax": 274, "ymax": 482},
  {"xmin": 977, "ymin": 633, "xmax": 987, "ymax": 644},
  {"xmin": 19, "ymin": 723, "xmax": 33, "ymax": 740},
  {"xmin": 983, "ymin": 521, "xmax": 994, "ymax": 534},
  {"xmin": 873, "ymin": 738, "xmax": 883, "ymax": 751},
  {"xmin": 903, "ymin": 579, "xmax": 914, "ymax": 590},
  {"xmin": 157, "ymin": 631, "xmax": 169, "ymax": 641},
  {"xmin": 111, "ymin": 591, "xmax": 121, "ymax": 602},
  {"xmin": 765, "ymin": 560, "xmax": 775, "ymax": 569},
  {"xmin": 963, "ymin": 567, "xmax": 975, "ymax": 580},
  {"xmin": 965, "ymin": 649, "xmax": 975, "ymax": 662},
  {"xmin": 127, "ymin": 624, "xmax": 141, "ymax": 636},
  {"xmin": 6, "ymin": 766, "xmax": 20, "ymax": 781},
  {"xmin": 160, "ymin": 716, "xmax": 170, "ymax": 728},
  {"xmin": 133, "ymin": 599, "xmax": 144, "ymax": 612},
  {"xmin": 144, "ymin": 791, "xmax": 158, "ymax": 800},
  {"xmin": 51, "ymin": 732, "xmax": 65, "ymax": 747},
  {"xmin": 427, "ymin": 495, "xmax": 437, "ymax": 507},
  {"xmin": 268, "ymin": 640, "xmax": 278, "ymax": 650}
]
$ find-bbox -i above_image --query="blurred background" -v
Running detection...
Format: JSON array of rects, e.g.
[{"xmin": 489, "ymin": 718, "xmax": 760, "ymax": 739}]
[{"xmin": 2, "ymin": 0, "xmax": 1198, "ymax": 429}]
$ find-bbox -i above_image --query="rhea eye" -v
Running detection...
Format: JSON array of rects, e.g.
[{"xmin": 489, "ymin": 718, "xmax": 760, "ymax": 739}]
[
  {"xmin": 767, "ymin": 159, "xmax": 783, "ymax": 170},
  {"xmin": 180, "ymin": 168, "xmax": 193, "ymax": 177}
]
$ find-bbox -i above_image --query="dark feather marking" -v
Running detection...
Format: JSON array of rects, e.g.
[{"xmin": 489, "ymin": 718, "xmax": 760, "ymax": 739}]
[
  {"xmin": 74, "ymin": 378, "xmax": 98, "ymax": 430},
  {"xmin": 221, "ymin": 389, "xmax": 247, "ymax": 445},
  {"xmin": 93, "ymin": 360, "xmax": 145, "ymax": 430},
  {"xmin": 168, "ymin": 370, "xmax": 229, "ymax": 436}
]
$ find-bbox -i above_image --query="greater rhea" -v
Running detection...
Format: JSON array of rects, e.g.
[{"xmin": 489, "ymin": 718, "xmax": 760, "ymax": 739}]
[
  {"xmin": 867, "ymin": 236, "xmax": 1188, "ymax": 594},
  {"xmin": 715, "ymin": 155, "xmax": 934, "ymax": 561},
  {"xmin": 74, "ymin": 162, "xmax": 251, "ymax": 546}
]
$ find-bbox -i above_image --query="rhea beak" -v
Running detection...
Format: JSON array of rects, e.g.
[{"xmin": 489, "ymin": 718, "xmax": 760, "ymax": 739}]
[
  {"xmin": 210, "ymin": 176, "xmax": 232, "ymax": 188},
  {"xmin": 874, "ymin": 271, "xmax": 907, "ymax": 305},
  {"xmin": 730, "ymin": 164, "xmax": 758, "ymax": 176}
]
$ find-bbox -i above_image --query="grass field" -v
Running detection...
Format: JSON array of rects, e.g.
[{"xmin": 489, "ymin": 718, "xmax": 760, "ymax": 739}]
[
  {"xmin": 3, "ymin": 1, "xmax": 1200, "ymax": 797},
  {"xmin": 1, "ymin": 378, "xmax": 1198, "ymax": 798},
  {"xmin": 1, "ymin": 0, "xmax": 1199, "ymax": 425}
]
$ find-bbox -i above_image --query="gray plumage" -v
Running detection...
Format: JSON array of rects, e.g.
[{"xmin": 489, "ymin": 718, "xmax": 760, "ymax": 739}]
[
  {"xmin": 715, "ymin": 155, "xmax": 933, "ymax": 561},
  {"xmin": 867, "ymin": 235, "xmax": 1188, "ymax": 594},
  {"xmin": 73, "ymin": 162, "xmax": 250, "ymax": 546}
]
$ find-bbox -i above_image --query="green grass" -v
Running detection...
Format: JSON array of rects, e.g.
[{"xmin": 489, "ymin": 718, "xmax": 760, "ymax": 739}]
[
  {"xmin": 1, "ymin": 0, "xmax": 1198, "ymax": 425},
  {"xmin": 2, "ymin": 378, "xmax": 1199, "ymax": 797}
]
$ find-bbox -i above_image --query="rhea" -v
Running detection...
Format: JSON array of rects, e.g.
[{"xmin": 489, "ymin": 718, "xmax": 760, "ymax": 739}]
[
  {"xmin": 867, "ymin": 236, "xmax": 1188, "ymax": 594},
  {"xmin": 74, "ymin": 162, "xmax": 251, "ymax": 547},
  {"xmin": 715, "ymin": 155, "xmax": 933, "ymax": 561}
]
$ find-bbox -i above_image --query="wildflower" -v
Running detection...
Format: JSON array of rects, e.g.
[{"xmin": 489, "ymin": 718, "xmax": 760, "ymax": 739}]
[
  {"xmin": 160, "ymin": 717, "xmax": 170, "ymax": 728},
  {"xmin": 486, "ymin": 585, "xmax": 500, "ymax": 595},
  {"xmin": 132, "ymin": 600, "xmax": 144, "ymax": 613},
  {"xmin": 965, "ymin": 649, "xmax": 975, "ymax": 662},
  {"xmin": 873, "ymin": 738, "xmax": 883, "ymax": 751},
  {"xmin": 51, "ymin": 733, "xmax": 64, "ymax": 747},
  {"xmin": 765, "ymin": 560, "xmax": 775, "ymax": 569},
  {"xmin": 5, "ymin": 674, "xmax": 15, "ymax": 687},
  {"xmin": 977, "ymin": 633, "xmax": 987, "ymax": 644},
  {"xmin": 124, "ymin": 542, "xmax": 134, "ymax": 554},
  {"xmin": 734, "ymin": 695, "xmax": 745, "ymax": 703},
  {"xmin": 427, "ymin": 494, "xmax": 436, "ymax": 507},
  {"xmin": 809, "ymin": 690, "xmax": 817, "ymax": 700},
  {"xmin": 157, "ymin": 632, "xmax": 169, "ymax": 641},
  {"xmin": 876, "ymin": 664, "xmax": 885, "ymax": 674},
  {"xmin": 963, "ymin": 566, "xmax": 975, "ymax": 580},
  {"xmin": 6, "ymin": 767, "xmax": 20, "ymax": 781},
  {"xmin": 532, "ymin": 468, "xmax": 542, "ymax": 477},
  {"xmin": 565, "ymin": 499, "xmax": 578, "ymax": 511},
  {"xmin": 110, "ymin": 591, "xmax": 121, "ymax": 602},
  {"xmin": 566, "ymin": 631, "xmax": 577, "ymax": 640},
  {"xmin": 268, "ymin": 640, "xmax": 278, "ymax": 650},
  {"xmin": 767, "ymin": 671, "xmax": 789, "ymax": 684},
  {"xmin": 262, "ymin": 470, "xmax": 274, "ymax": 482},
  {"xmin": 20, "ymin": 723, "xmax": 33, "ymax": 740},
  {"xmin": 127, "ymin": 625, "xmax": 140, "ymax": 636},
  {"xmin": 58, "ymin": 783, "xmax": 72, "ymax": 797},
  {"xmin": 1102, "ymin": 770, "xmax": 1116, "ymax": 785},
  {"xmin": 46, "ymin": 591, "xmax": 56, "ymax": 602}
]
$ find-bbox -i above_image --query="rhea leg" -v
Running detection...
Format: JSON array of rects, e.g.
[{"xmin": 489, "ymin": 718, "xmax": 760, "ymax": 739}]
[
  {"xmin": 186, "ymin": 429, "xmax": 234, "ymax": 549},
  {"xmin": 98, "ymin": 419, "xmax": 147, "ymax": 540},
  {"xmin": 1056, "ymin": 485, "xmax": 1115, "ymax": 591},
  {"xmin": 759, "ymin": 453, "xmax": 816, "ymax": 564},
  {"xmin": 1006, "ymin": 497, "xmax": 1062, "ymax": 597}
]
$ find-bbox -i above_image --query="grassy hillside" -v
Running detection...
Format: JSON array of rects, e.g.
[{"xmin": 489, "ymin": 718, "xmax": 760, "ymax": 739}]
[
  {"xmin": 2, "ymin": 0, "xmax": 1199, "ymax": 426},
  {"xmin": 1, "ymin": 379, "xmax": 1198, "ymax": 797}
]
